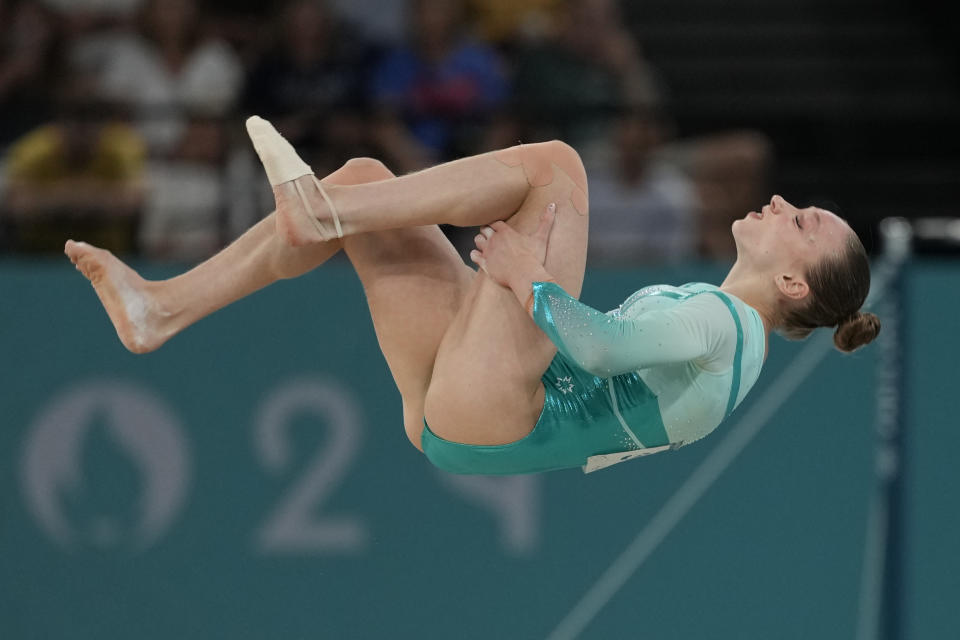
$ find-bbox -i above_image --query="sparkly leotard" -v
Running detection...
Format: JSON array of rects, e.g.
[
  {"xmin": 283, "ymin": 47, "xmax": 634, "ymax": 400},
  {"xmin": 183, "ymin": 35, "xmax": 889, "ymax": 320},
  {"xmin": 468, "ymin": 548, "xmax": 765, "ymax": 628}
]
[{"xmin": 421, "ymin": 282, "xmax": 766, "ymax": 474}]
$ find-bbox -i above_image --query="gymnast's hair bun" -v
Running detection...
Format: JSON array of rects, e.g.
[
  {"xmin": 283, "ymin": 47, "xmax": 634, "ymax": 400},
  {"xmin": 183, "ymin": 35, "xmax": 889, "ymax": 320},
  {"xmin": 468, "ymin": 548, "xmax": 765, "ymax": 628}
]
[{"xmin": 834, "ymin": 311, "xmax": 882, "ymax": 353}]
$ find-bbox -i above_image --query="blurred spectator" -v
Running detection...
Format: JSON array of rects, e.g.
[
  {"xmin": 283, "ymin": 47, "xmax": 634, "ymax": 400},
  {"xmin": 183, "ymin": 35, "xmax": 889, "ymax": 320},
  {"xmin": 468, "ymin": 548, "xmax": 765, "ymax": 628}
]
[
  {"xmin": 587, "ymin": 107, "xmax": 772, "ymax": 262},
  {"xmin": 39, "ymin": 0, "xmax": 147, "ymax": 79},
  {"xmin": 369, "ymin": 0, "xmax": 510, "ymax": 173},
  {"xmin": 503, "ymin": 0, "xmax": 770, "ymax": 260},
  {"xmin": 1, "ymin": 68, "xmax": 146, "ymax": 254},
  {"xmin": 243, "ymin": 0, "xmax": 376, "ymax": 177},
  {"xmin": 585, "ymin": 107, "xmax": 698, "ymax": 265},
  {"xmin": 98, "ymin": 0, "xmax": 242, "ymax": 154},
  {"xmin": 508, "ymin": 0, "xmax": 663, "ymax": 152},
  {"xmin": 0, "ymin": 0, "xmax": 64, "ymax": 149},
  {"xmin": 657, "ymin": 130, "xmax": 773, "ymax": 259},
  {"xmin": 328, "ymin": 0, "xmax": 405, "ymax": 45},
  {"xmin": 136, "ymin": 113, "xmax": 233, "ymax": 260},
  {"xmin": 466, "ymin": 0, "xmax": 561, "ymax": 48},
  {"xmin": 40, "ymin": 0, "xmax": 143, "ymax": 30},
  {"xmin": 201, "ymin": 0, "xmax": 275, "ymax": 64},
  {"xmin": 95, "ymin": 0, "xmax": 243, "ymax": 260}
]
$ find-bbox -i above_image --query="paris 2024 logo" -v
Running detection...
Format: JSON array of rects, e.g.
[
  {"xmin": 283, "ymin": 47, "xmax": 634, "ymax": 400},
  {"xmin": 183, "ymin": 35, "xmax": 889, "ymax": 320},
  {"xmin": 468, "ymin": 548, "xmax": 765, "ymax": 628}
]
[{"xmin": 20, "ymin": 381, "xmax": 191, "ymax": 550}]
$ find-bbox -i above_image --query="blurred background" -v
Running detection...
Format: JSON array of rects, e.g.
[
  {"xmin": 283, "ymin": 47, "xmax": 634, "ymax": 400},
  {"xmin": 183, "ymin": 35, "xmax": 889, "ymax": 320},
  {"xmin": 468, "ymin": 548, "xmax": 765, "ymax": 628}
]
[
  {"xmin": 2, "ymin": 0, "xmax": 957, "ymax": 262},
  {"xmin": 1, "ymin": 0, "xmax": 957, "ymax": 638}
]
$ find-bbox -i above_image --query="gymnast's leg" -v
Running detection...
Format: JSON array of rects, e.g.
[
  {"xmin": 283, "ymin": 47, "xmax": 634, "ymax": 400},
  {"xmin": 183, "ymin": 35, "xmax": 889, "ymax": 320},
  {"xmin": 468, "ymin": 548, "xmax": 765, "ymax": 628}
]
[
  {"xmin": 246, "ymin": 116, "xmax": 588, "ymax": 247},
  {"xmin": 329, "ymin": 151, "xmax": 589, "ymax": 449},
  {"xmin": 333, "ymin": 159, "xmax": 476, "ymax": 449},
  {"xmin": 420, "ymin": 143, "xmax": 590, "ymax": 446},
  {"xmin": 63, "ymin": 158, "xmax": 389, "ymax": 353},
  {"xmin": 66, "ymin": 153, "xmax": 478, "ymax": 453},
  {"xmin": 245, "ymin": 117, "xmax": 591, "ymax": 446},
  {"xmin": 65, "ymin": 118, "xmax": 587, "ymax": 352}
]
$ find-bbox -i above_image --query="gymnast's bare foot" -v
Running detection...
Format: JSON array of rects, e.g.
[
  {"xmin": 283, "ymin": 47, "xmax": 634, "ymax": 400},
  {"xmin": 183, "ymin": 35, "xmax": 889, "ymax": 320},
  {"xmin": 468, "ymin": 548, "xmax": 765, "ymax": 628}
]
[
  {"xmin": 64, "ymin": 240, "xmax": 174, "ymax": 353},
  {"xmin": 246, "ymin": 116, "xmax": 343, "ymax": 246}
]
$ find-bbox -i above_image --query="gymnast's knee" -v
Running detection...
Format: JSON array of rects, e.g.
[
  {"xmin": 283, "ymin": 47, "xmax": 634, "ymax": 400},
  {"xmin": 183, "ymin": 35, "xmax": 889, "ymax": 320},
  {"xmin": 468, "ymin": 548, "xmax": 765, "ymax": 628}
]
[
  {"xmin": 497, "ymin": 139, "xmax": 582, "ymax": 181},
  {"xmin": 539, "ymin": 139, "xmax": 587, "ymax": 188},
  {"xmin": 493, "ymin": 140, "xmax": 588, "ymax": 213}
]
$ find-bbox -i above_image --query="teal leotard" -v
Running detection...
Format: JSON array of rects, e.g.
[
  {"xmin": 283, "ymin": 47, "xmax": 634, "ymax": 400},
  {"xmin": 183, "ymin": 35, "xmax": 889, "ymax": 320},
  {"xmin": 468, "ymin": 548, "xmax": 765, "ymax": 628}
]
[{"xmin": 421, "ymin": 282, "xmax": 766, "ymax": 474}]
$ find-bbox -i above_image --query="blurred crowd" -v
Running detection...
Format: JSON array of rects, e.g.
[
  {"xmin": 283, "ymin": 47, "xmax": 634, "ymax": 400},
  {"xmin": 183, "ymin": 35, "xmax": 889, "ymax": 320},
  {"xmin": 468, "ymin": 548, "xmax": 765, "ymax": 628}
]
[{"xmin": 0, "ymin": 0, "xmax": 771, "ymax": 264}]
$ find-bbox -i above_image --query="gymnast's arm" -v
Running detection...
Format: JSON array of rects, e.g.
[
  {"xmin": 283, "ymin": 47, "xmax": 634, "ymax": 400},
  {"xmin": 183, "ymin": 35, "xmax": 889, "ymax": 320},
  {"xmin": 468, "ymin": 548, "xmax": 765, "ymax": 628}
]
[
  {"xmin": 470, "ymin": 215, "xmax": 728, "ymax": 377},
  {"xmin": 527, "ymin": 282, "xmax": 728, "ymax": 377}
]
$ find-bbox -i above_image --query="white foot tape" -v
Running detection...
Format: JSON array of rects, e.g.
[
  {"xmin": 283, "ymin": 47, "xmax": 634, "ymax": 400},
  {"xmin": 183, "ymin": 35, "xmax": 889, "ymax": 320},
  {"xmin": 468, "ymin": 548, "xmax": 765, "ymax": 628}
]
[
  {"xmin": 245, "ymin": 116, "xmax": 312, "ymax": 185},
  {"xmin": 246, "ymin": 115, "xmax": 343, "ymax": 239}
]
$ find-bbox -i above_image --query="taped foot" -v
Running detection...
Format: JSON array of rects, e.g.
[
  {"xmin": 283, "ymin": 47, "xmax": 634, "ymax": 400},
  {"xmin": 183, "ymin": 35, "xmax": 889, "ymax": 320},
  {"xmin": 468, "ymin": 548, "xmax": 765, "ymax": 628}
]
[{"xmin": 246, "ymin": 116, "xmax": 343, "ymax": 245}]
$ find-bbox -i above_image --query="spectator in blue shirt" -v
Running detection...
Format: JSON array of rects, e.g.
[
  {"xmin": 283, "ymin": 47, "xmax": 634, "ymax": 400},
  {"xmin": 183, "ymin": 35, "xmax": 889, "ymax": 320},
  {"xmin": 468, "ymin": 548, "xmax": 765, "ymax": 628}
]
[{"xmin": 369, "ymin": 0, "xmax": 509, "ymax": 173}]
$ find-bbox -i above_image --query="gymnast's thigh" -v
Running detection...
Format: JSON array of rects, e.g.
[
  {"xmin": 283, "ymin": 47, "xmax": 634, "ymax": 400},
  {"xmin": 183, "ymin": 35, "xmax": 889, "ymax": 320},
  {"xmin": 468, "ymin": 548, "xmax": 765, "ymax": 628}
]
[{"xmin": 423, "ymin": 160, "xmax": 590, "ymax": 446}]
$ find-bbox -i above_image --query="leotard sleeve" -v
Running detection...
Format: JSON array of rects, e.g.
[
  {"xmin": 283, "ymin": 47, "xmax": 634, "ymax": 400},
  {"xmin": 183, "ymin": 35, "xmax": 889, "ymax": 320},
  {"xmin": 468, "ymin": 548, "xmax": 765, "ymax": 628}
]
[{"xmin": 530, "ymin": 281, "xmax": 733, "ymax": 377}]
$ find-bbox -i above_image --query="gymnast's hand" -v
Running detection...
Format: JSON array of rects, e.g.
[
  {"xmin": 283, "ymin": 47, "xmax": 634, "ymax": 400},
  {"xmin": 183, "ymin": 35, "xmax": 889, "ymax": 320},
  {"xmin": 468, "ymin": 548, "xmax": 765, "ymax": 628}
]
[{"xmin": 470, "ymin": 202, "xmax": 557, "ymax": 294}]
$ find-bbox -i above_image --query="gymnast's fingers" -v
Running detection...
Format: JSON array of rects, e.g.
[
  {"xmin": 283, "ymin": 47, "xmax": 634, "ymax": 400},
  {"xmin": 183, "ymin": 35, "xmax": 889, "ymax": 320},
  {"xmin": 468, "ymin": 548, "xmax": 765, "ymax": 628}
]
[
  {"xmin": 480, "ymin": 226, "xmax": 495, "ymax": 239},
  {"xmin": 474, "ymin": 233, "xmax": 487, "ymax": 249},
  {"xmin": 469, "ymin": 250, "xmax": 487, "ymax": 272},
  {"xmin": 535, "ymin": 203, "xmax": 557, "ymax": 242}
]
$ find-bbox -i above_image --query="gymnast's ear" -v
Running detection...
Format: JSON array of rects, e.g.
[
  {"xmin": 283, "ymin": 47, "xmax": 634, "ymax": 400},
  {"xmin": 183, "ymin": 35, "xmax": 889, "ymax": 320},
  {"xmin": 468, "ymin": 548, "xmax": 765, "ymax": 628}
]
[{"xmin": 775, "ymin": 273, "xmax": 809, "ymax": 301}]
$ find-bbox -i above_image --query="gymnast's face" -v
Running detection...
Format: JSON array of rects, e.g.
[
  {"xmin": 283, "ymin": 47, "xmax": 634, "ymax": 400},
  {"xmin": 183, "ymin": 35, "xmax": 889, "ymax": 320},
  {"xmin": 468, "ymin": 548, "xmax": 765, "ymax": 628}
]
[{"xmin": 731, "ymin": 195, "xmax": 850, "ymax": 300}]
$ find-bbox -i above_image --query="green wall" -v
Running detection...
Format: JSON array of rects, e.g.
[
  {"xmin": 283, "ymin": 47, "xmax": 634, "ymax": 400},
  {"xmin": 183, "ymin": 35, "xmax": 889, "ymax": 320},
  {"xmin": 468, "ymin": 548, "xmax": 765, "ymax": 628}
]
[{"xmin": 0, "ymin": 260, "xmax": 953, "ymax": 639}]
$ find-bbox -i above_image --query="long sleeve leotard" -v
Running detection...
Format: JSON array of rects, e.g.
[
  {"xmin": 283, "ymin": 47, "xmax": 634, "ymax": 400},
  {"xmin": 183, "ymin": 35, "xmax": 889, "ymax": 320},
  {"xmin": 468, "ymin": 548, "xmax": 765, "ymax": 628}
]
[
  {"xmin": 420, "ymin": 280, "xmax": 767, "ymax": 475},
  {"xmin": 530, "ymin": 281, "xmax": 766, "ymax": 469}
]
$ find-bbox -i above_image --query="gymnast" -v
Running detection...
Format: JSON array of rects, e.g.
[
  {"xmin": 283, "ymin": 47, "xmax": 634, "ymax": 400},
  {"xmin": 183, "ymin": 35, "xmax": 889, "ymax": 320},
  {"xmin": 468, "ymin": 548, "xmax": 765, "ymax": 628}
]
[{"xmin": 64, "ymin": 117, "xmax": 881, "ymax": 474}]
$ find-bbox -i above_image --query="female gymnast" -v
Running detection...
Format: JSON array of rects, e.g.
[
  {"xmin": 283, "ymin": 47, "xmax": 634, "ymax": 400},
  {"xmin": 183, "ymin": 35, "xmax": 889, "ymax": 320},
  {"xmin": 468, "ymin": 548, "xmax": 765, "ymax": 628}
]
[{"xmin": 64, "ymin": 117, "xmax": 881, "ymax": 474}]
